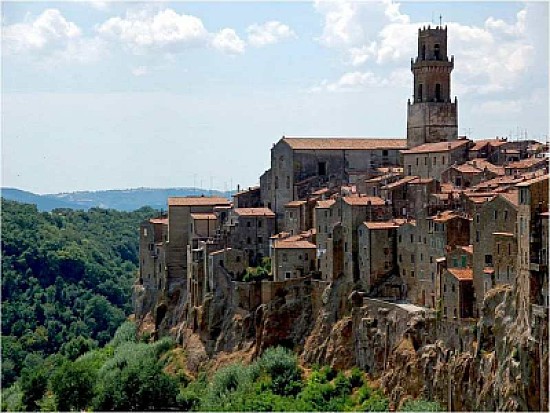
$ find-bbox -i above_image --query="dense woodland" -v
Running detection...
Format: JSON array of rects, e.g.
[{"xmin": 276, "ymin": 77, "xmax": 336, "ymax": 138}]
[
  {"xmin": 1, "ymin": 200, "xmax": 156, "ymax": 387},
  {"xmin": 1, "ymin": 200, "xmax": 440, "ymax": 411}
]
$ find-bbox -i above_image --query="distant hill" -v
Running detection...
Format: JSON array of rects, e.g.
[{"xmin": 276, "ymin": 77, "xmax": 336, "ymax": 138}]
[{"xmin": 1, "ymin": 187, "xmax": 233, "ymax": 212}]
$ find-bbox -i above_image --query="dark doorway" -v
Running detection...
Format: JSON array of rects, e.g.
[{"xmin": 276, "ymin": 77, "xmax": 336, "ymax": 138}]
[{"xmin": 318, "ymin": 161, "xmax": 327, "ymax": 176}]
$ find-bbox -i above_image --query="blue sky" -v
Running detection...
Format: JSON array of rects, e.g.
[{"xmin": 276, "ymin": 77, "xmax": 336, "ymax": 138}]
[{"xmin": 2, "ymin": 1, "xmax": 548, "ymax": 194}]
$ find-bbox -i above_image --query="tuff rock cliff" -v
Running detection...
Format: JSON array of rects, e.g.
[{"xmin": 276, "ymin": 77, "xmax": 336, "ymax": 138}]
[{"xmin": 133, "ymin": 270, "xmax": 548, "ymax": 410}]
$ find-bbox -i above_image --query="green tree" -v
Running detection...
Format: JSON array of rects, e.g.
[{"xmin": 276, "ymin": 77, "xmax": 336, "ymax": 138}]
[{"xmin": 50, "ymin": 360, "xmax": 96, "ymax": 411}]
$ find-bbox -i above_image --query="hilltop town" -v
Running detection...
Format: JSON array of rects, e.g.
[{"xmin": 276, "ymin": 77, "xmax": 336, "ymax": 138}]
[{"xmin": 134, "ymin": 26, "xmax": 549, "ymax": 410}]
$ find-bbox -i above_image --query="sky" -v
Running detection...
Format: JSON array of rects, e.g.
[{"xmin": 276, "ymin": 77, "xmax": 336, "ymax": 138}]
[{"xmin": 2, "ymin": 1, "xmax": 548, "ymax": 194}]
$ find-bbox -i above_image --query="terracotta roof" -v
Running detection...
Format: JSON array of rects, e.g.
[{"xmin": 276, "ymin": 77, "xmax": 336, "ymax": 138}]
[
  {"xmin": 382, "ymin": 176, "xmax": 420, "ymax": 190},
  {"xmin": 285, "ymin": 200, "xmax": 306, "ymax": 207},
  {"xmin": 312, "ymin": 188, "xmax": 329, "ymax": 195},
  {"xmin": 453, "ymin": 164, "xmax": 483, "ymax": 174},
  {"xmin": 429, "ymin": 210, "xmax": 462, "ymax": 222},
  {"xmin": 540, "ymin": 211, "xmax": 550, "ymax": 218},
  {"xmin": 190, "ymin": 213, "xmax": 217, "ymax": 220},
  {"xmin": 168, "ymin": 196, "xmax": 230, "ymax": 207},
  {"xmin": 515, "ymin": 174, "xmax": 549, "ymax": 187},
  {"xmin": 506, "ymin": 157, "xmax": 547, "ymax": 169},
  {"xmin": 150, "ymin": 218, "xmax": 168, "ymax": 225},
  {"xmin": 270, "ymin": 231, "xmax": 291, "ymax": 240},
  {"xmin": 234, "ymin": 207, "xmax": 275, "ymax": 217},
  {"xmin": 401, "ymin": 140, "xmax": 469, "ymax": 154},
  {"xmin": 282, "ymin": 137, "xmax": 407, "ymax": 150},
  {"xmin": 363, "ymin": 221, "xmax": 402, "ymax": 230},
  {"xmin": 316, "ymin": 199, "xmax": 336, "ymax": 209},
  {"xmin": 470, "ymin": 138, "xmax": 507, "ymax": 151},
  {"xmin": 468, "ymin": 159, "xmax": 504, "ymax": 175},
  {"xmin": 460, "ymin": 245, "xmax": 473, "ymax": 255},
  {"xmin": 234, "ymin": 186, "xmax": 260, "ymax": 196},
  {"xmin": 500, "ymin": 191, "xmax": 519, "ymax": 207},
  {"xmin": 448, "ymin": 267, "xmax": 473, "ymax": 281},
  {"xmin": 343, "ymin": 196, "xmax": 386, "ymax": 206},
  {"xmin": 273, "ymin": 240, "xmax": 317, "ymax": 249}
]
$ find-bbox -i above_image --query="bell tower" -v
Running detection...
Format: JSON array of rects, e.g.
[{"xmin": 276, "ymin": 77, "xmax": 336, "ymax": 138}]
[{"xmin": 407, "ymin": 25, "xmax": 458, "ymax": 148}]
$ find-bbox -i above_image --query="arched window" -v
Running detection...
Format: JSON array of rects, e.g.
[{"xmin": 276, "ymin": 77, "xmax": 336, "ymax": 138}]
[
  {"xmin": 435, "ymin": 83, "xmax": 441, "ymax": 101},
  {"xmin": 418, "ymin": 84, "xmax": 423, "ymax": 102},
  {"xmin": 422, "ymin": 44, "xmax": 426, "ymax": 60},
  {"xmin": 434, "ymin": 43, "xmax": 440, "ymax": 60}
]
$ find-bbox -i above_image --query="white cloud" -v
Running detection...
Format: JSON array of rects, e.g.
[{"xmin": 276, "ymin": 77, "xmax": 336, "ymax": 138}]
[
  {"xmin": 131, "ymin": 66, "xmax": 148, "ymax": 76},
  {"xmin": 97, "ymin": 8, "xmax": 210, "ymax": 54},
  {"xmin": 212, "ymin": 28, "xmax": 245, "ymax": 54},
  {"xmin": 3, "ymin": 9, "xmax": 81, "ymax": 54},
  {"xmin": 89, "ymin": 1, "xmax": 109, "ymax": 11},
  {"xmin": 247, "ymin": 21, "xmax": 296, "ymax": 47},
  {"xmin": 314, "ymin": 1, "xmax": 539, "ymax": 98},
  {"xmin": 311, "ymin": 71, "xmax": 385, "ymax": 92},
  {"xmin": 314, "ymin": 0, "xmax": 365, "ymax": 47},
  {"xmin": 2, "ymin": 8, "xmax": 104, "ymax": 64}
]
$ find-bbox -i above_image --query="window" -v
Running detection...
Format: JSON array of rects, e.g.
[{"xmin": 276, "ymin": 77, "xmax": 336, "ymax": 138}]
[
  {"xmin": 444, "ymin": 306, "xmax": 447, "ymax": 316},
  {"xmin": 504, "ymin": 210, "xmax": 508, "ymax": 221},
  {"xmin": 442, "ymin": 156, "xmax": 446, "ymax": 164},
  {"xmin": 275, "ymin": 176, "xmax": 279, "ymax": 189},
  {"xmin": 433, "ymin": 157, "xmax": 437, "ymax": 165},
  {"xmin": 430, "ymin": 256, "xmax": 433, "ymax": 263},
  {"xmin": 418, "ymin": 84, "xmax": 423, "ymax": 102},
  {"xmin": 422, "ymin": 44, "xmax": 426, "ymax": 60},
  {"xmin": 494, "ymin": 210, "xmax": 498, "ymax": 220},
  {"xmin": 286, "ymin": 176, "xmax": 290, "ymax": 189},
  {"xmin": 236, "ymin": 256, "xmax": 241, "ymax": 263},
  {"xmin": 416, "ymin": 158, "xmax": 419, "ymax": 166},
  {"xmin": 452, "ymin": 284, "xmax": 455, "ymax": 293},
  {"xmin": 345, "ymin": 242, "xmax": 348, "ymax": 252},
  {"xmin": 247, "ymin": 237, "xmax": 251, "ymax": 244},
  {"xmin": 425, "ymin": 157, "xmax": 428, "ymax": 165},
  {"xmin": 508, "ymin": 243, "xmax": 511, "ymax": 255},
  {"xmin": 318, "ymin": 162, "xmax": 327, "ymax": 176},
  {"xmin": 411, "ymin": 271, "xmax": 415, "ymax": 278},
  {"xmin": 444, "ymin": 284, "xmax": 447, "ymax": 293},
  {"xmin": 258, "ymin": 220, "xmax": 262, "ymax": 228},
  {"xmin": 247, "ymin": 221, "xmax": 251, "ymax": 227},
  {"xmin": 434, "ymin": 43, "xmax": 440, "ymax": 60},
  {"xmin": 258, "ymin": 237, "xmax": 263, "ymax": 244},
  {"xmin": 485, "ymin": 254, "xmax": 493, "ymax": 266},
  {"xmin": 399, "ymin": 254, "xmax": 402, "ymax": 262},
  {"xmin": 399, "ymin": 235, "xmax": 402, "ymax": 243},
  {"xmin": 282, "ymin": 253, "xmax": 288, "ymax": 262},
  {"xmin": 407, "ymin": 165, "xmax": 412, "ymax": 175},
  {"xmin": 476, "ymin": 214, "xmax": 480, "ymax": 224},
  {"xmin": 305, "ymin": 253, "xmax": 309, "ymax": 260},
  {"xmin": 452, "ymin": 258, "xmax": 458, "ymax": 267},
  {"xmin": 454, "ymin": 308, "xmax": 457, "ymax": 318},
  {"xmin": 382, "ymin": 149, "xmax": 388, "ymax": 157},
  {"xmin": 411, "ymin": 254, "xmax": 415, "ymax": 263},
  {"xmin": 476, "ymin": 231, "xmax": 480, "ymax": 243},
  {"xmin": 220, "ymin": 260, "xmax": 224, "ymax": 267},
  {"xmin": 420, "ymin": 253, "xmax": 423, "ymax": 262},
  {"xmin": 435, "ymin": 83, "xmax": 441, "ymax": 101},
  {"xmin": 410, "ymin": 234, "xmax": 414, "ymax": 243},
  {"xmin": 143, "ymin": 228, "xmax": 148, "ymax": 237},
  {"xmin": 285, "ymin": 271, "xmax": 291, "ymax": 279}
]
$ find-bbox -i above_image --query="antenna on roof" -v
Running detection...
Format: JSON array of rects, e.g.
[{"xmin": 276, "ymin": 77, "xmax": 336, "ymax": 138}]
[{"xmin": 439, "ymin": 14, "xmax": 442, "ymax": 27}]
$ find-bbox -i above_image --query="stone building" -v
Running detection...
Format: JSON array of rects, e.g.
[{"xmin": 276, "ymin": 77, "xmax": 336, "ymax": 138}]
[
  {"xmin": 396, "ymin": 220, "xmax": 420, "ymax": 302},
  {"xmin": 340, "ymin": 196, "xmax": 390, "ymax": 283},
  {"xmin": 471, "ymin": 192, "xmax": 518, "ymax": 315},
  {"xmin": 271, "ymin": 239, "xmax": 316, "ymax": 281},
  {"xmin": 401, "ymin": 139, "xmax": 470, "ymax": 181},
  {"xmin": 315, "ymin": 199, "xmax": 337, "ymax": 281},
  {"xmin": 284, "ymin": 200, "xmax": 315, "ymax": 235},
  {"xmin": 358, "ymin": 221, "xmax": 404, "ymax": 297},
  {"xmin": 139, "ymin": 217, "xmax": 168, "ymax": 291},
  {"xmin": 504, "ymin": 157, "xmax": 548, "ymax": 177},
  {"xmin": 165, "ymin": 196, "xmax": 231, "ymax": 281},
  {"xmin": 260, "ymin": 137, "xmax": 406, "ymax": 221},
  {"xmin": 381, "ymin": 176, "xmax": 438, "ymax": 218},
  {"xmin": 441, "ymin": 267, "xmax": 475, "ymax": 320},
  {"xmin": 227, "ymin": 207, "xmax": 276, "ymax": 266},
  {"xmin": 233, "ymin": 186, "xmax": 261, "ymax": 208},
  {"xmin": 407, "ymin": 26, "xmax": 458, "ymax": 148},
  {"xmin": 516, "ymin": 175, "xmax": 549, "ymax": 311}
]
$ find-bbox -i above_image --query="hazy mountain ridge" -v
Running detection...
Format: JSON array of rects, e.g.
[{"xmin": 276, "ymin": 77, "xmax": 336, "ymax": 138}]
[{"xmin": 1, "ymin": 187, "xmax": 233, "ymax": 212}]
